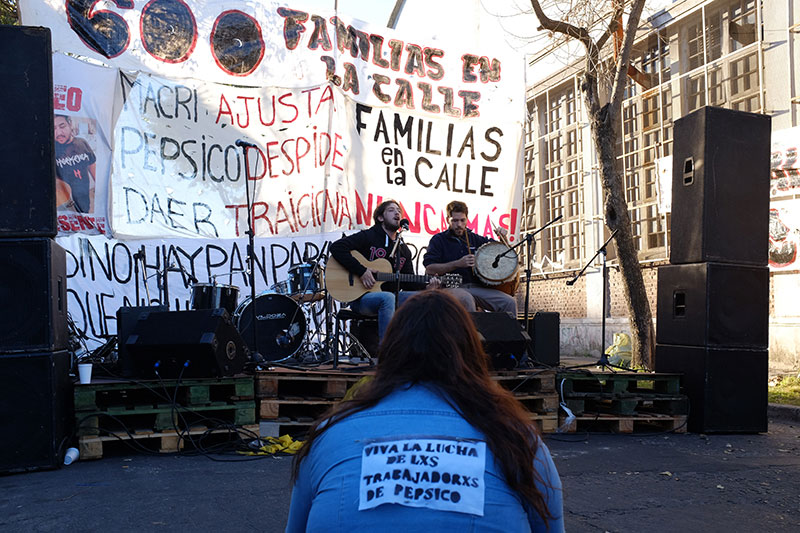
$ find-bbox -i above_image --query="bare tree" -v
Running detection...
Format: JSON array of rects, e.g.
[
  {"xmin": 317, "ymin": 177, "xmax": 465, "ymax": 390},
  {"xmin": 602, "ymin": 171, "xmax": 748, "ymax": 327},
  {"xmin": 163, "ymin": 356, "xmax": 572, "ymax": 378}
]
[
  {"xmin": 1, "ymin": 0, "xmax": 18, "ymax": 25},
  {"xmin": 528, "ymin": 0, "xmax": 654, "ymax": 368}
]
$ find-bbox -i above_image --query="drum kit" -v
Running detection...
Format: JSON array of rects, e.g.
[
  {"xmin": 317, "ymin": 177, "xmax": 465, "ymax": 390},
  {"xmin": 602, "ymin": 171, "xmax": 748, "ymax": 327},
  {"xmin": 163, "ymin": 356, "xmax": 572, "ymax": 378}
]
[{"xmin": 188, "ymin": 258, "xmax": 332, "ymax": 365}]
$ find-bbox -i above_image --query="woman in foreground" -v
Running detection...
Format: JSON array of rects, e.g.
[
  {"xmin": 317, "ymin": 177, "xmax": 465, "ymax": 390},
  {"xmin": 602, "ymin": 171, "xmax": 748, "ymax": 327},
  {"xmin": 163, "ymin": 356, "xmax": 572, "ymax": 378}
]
[{"xmin": 286, "ymin": 290, "xmax": 564, "ymax": 532}]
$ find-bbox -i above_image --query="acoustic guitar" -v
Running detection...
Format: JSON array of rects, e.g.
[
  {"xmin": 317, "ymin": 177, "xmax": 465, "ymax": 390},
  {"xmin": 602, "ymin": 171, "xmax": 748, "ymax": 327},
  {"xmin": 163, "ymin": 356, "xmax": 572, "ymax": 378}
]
[{"xmin": 325, "ymin": 250, "xmax": 462, "ymax": 303}]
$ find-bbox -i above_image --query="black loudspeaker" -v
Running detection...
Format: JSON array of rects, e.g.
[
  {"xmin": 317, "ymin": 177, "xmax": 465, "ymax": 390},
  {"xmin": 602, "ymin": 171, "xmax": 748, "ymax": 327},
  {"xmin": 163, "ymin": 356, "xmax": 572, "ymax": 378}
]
[
  {"xmin": 350, "ymin": 318, "xmax": 379, "ymax": 358},
  {"xmin": 0, "ymin": 26, "xmax": 57, "ymax": 236},
  {"xmin": 521, "ymin": 312, "xmax": 560, "ymax": 367},
  {"xmin": 0, "ymin": 239, "xmax": 67, "ymax": 352},
  {"xmin": 115, "ymin": 305, "xmax": 168, "ymax": 377},
  {"xmin": 470, "ymin": 312, "xmax": 530, "ymax": 369},
  {"xmin": 655, "ymin": 344, "xmax": 767, "ymax": 433},
  {"xmin": 124, "ymin": 309, "xmax": 248, "ymax": 378},
  {"xmin": 0, "ymin": 350, "xmax": 73, "ymax": 472},
  {"xmin": 670, "ymin": 106, "xmax": 771, "ymax": 266},
  {"xmin": 656, "ymin": 263, "xmax": 768, "ymax": 349}
]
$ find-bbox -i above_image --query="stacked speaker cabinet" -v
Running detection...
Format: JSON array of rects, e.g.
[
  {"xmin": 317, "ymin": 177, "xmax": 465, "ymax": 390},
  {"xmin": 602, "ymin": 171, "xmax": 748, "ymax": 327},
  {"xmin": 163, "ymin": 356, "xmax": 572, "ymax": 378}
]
[
  {"xmin": 0, "ymin": 26, "xmax": 73, "ymax": 472},
  {"xmin": 655, "ymin": 106, "xmax": 771, "ymax": 433}
]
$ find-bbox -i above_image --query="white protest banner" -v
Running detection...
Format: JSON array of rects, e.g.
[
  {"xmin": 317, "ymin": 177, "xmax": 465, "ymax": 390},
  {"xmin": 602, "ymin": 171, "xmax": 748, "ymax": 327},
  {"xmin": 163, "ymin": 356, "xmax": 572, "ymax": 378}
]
[
  {"xmin": 20, "ymin": 1, "xmax": 525, "ymax": 118},
  {"xmin": 111, "ymin": 72, "xmax": 522, "ymax": 244},
  {"xmin": 53, "ymin": 53, "xmax": 117, "ymax": 235},
  {"xmin": 769, "ymin": 201, "xmax": 800, "ymax": 271},
  {"xmin": 110, "ymin": 71, "xmax": 352, "ymax": 239},
  {"xmin": 359, "ymin": 438, "xmax": 486, "ymax": 516},
  {"xmin": 771, "ymin": 126, "xmax": 800, "ymax": 198},
  {"xmin": 57, "ymin": 231, "xmax": 334, "ymax": 343}
]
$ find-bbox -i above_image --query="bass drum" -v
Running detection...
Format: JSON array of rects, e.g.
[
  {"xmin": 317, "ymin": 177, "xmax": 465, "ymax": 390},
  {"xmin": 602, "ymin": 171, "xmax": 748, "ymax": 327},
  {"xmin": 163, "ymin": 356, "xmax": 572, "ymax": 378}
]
[{"xmin": 234, "ymin": 293, "xmax": 306, "ymax": 361}]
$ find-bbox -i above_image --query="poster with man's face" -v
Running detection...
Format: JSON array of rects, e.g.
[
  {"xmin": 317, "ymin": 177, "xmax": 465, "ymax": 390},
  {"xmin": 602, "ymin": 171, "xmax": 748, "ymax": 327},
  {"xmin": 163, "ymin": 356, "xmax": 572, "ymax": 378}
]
[
  {"xmin": 52, "ymin": 54, "xmax": 116, "ymax": 235},
  {"xmin": 54, "ymin": 114, "xmax": 97, "ymax": 214}
]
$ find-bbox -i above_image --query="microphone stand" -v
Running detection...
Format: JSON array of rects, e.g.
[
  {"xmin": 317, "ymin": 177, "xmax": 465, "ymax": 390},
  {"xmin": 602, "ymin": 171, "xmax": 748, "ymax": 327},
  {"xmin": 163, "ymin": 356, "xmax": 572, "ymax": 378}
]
[
  {"xmin": 238, "ymin": 142, "xmax": 265, "ymax": 365},
  {"xmin": 487, "ymin": 215, "xmax": 562, "ymax": 362},
  {"xmin": 389, "ymin": 226, "xmax": 407, "ymax": 311},
  {"xmin": 565, "ymin": 229, "xmax": 628, "ymax": 372}
]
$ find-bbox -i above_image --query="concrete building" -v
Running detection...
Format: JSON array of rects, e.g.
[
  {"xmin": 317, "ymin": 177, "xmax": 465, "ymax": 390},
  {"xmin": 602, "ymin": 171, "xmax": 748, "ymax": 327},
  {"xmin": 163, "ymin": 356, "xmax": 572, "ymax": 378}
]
[{"xmin": 521, "ymin": 0, "xmax": 800, "ymax": 373}]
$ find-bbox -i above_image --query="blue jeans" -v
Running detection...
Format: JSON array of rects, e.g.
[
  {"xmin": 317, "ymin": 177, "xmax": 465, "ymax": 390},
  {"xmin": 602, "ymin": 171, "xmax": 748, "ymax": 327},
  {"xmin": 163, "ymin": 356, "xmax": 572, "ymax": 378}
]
[{"xmin": 349, "ymin": 291, "xmax": 416, "ymax": 339}]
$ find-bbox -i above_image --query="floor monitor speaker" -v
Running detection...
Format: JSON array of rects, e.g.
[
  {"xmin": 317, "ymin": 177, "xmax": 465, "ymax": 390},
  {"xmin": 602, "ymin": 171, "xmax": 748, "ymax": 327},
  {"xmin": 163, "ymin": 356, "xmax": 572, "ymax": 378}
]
[
  {"xmin": 521, "ymin": 312, "xmax": 560, "ymax": 367},
  {"xmin": 655, "ymin": 344, "xmax": 767, "ymax": 433},
  {"xmin": 123, "ymin": 309, "xmax": 248, "ymax": 378},
  {"xmin": 0, "ymin": 350, "xmax": 73, "ymax": 472},
  {"xmin": 470, "ymin": 312, "xmax": 530, "ymax": 369},
  {"xmin": 670, "ymin": 106, "xmax": 771, "ymax": 266},
  {"xmin": 656, "ymin": 263, "xmax": 768, "ymax": 349},
  {"xmin": 0, "ymin": 239, "xmax": 67, "ymax": 352},
  {"xmin": 116, "ymin": 305, "xmax": 168, "ymax": 377},
  {"xmin": 0, "ymin": 26, "xmax": 57, "ymax": 236}
]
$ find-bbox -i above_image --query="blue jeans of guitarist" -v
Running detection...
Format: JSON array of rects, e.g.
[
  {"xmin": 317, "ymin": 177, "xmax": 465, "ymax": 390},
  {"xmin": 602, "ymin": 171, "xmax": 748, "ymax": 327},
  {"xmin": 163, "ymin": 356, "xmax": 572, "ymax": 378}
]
[{"xmin": 349, "ymin": 290, "xmax": 416, "ymax": 340}]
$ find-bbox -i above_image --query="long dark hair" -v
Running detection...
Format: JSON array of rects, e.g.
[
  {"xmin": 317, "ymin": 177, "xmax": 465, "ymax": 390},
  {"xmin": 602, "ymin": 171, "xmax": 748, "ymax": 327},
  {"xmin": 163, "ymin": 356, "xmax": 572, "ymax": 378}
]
[{"xmin": 292, "ymin": 290, "xmax": 551, "ymax": 522}]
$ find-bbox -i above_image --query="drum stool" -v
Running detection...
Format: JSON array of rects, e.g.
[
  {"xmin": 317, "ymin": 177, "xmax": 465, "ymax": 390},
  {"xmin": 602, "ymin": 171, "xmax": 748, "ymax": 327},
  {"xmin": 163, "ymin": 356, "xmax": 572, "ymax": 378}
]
[{"xmin": 332, "ymin": 308, "xmax": 378, "ymax": 368}]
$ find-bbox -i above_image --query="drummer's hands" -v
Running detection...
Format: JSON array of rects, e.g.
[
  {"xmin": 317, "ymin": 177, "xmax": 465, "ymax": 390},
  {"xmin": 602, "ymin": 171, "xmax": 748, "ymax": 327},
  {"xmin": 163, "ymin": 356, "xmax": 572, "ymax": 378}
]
[
  {"xmin": 456, "ymin": 254, "xmax": 476, "ymax": 268},
  {"xmin": 494, "ymin": 227, "xmax": 509, "ymax": 239},
  {"xmin": 426, "ymin": 276, "xmax": 441, "ymax": 290},
  {"xmin": 360, "ymin": 269, "xmax": 376, "ymax": 289}
]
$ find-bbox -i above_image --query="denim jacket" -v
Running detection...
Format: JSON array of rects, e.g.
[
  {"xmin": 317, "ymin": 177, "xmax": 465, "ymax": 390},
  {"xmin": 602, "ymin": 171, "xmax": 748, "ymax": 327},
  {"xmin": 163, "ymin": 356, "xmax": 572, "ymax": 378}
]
[{"xmin": 286, "ymin": 383, "xmax": 564, "ymax": 532}]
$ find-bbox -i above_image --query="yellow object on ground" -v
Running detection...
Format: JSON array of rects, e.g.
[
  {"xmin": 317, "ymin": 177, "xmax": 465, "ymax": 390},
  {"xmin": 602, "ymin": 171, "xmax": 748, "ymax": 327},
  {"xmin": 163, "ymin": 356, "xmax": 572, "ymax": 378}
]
[{"xmin": 605, "ymin": 333, "xmax": 632, "ymax": 368}]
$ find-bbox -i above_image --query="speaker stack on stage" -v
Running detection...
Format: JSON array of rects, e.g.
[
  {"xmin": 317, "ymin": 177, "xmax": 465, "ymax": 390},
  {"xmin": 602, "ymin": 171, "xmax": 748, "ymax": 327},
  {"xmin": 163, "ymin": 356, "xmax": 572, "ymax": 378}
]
[
  {"xmin": 655, "ymin": 106, "xmax": 771, "ymax": 433},
  {"xmin": 0, "ymin": 26, "xmax": 74, "ymax": 473}
]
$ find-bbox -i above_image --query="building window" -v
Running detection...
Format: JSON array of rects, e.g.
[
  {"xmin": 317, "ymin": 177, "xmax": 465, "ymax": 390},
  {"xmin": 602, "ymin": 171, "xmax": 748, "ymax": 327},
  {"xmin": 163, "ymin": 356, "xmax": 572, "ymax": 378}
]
[
  {"xmin": 523, "ymin": 84, "xmax": 584, "ymax": 269},
  {"xmin": 681, "ymin": 0, "xmax": 762, "ymax": 115}
]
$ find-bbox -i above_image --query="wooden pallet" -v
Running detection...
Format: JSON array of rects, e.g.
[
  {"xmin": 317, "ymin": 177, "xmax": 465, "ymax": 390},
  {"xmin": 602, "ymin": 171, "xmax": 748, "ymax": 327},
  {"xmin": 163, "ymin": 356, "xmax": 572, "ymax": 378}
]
[
  {"xmin": 259, "ymin": 397, "xmax": 337, "ymax": 421},
  {"xmin": 558, "ymin": 413, "xmax": 688, "ymax": 434},
  {"xmin": 563, "ymin": 395, "xmax": 688, "ymax": 416},
  {"xmin": 75, "ymin": 377, "xmax": 254, "ymax": 411},
  {"xmin": 78, "ymin": 424, "xmax": 260, "ymax": 460},
  {"xmin": 77, "ymin": 400, "xmax": 257, "ymax": 435},
  {"xmin": 75, "ymin": 377, "xmax": 256, "ymax": 436},
  {"xmin": 556, "ymin": 371, "xmax": 681, "ymax": 396},
  {"xmin": 493, "ymin": 370, "xmax": 557, "ymax": 395},
  {"xmin": 259, "ymin": 413, "xmax": 559, "ymax": 439},
  {"xmin": 255, "ymin": 369, "xmax": 368, "ymax": 399}
]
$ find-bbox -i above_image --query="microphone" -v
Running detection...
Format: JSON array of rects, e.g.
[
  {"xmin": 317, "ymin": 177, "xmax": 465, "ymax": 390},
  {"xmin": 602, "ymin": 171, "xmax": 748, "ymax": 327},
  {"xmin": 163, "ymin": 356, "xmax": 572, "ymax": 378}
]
[
  {"xmin": 566, "ymin": 279, "xmax": 575, "ymax": 286},
  {"xmin": 492, "ymin": 255, "xmax": 501, "ymax": 268},
  {"xmin": 399, "ymin": 218, "xmax": 410, "ymax": 232},
  {"xmin": 235, "ymin": 139, "xmax": 258, "ymax": 149}
]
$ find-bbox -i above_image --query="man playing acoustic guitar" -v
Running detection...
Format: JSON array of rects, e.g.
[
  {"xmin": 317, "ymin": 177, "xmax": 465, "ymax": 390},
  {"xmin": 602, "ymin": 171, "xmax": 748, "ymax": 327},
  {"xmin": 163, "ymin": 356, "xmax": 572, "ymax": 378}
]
[
  {"xmin": 329, "ymin": 199, "xmax": 439, "ymax": 340},
  {"xmin": 424, "ymin": 201, "xmax": 517, "ymax": 316}
]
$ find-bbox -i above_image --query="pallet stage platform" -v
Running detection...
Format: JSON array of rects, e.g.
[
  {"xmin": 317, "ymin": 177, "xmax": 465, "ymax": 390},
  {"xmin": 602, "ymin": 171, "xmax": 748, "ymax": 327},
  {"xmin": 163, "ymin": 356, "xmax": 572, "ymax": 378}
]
[
  {"xmin": 78, "ymin": 424, "xmax": 260, "ymax": 460},
  {"xmin": 255, "ymin": 366, "xmax": 559, "ymax": 436},
  {"xmin": 74, "ymin": 376, "xmax": 257, "ymax": 459},
  {"xmin": 555, "ymin": 369, "xmax": 688, "ymax": 433}
]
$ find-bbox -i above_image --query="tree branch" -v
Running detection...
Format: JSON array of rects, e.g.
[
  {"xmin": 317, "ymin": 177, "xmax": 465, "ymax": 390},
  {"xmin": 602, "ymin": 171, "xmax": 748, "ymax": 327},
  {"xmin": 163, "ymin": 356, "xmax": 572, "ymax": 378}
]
[
  {"xmin": 528, "ymin": 0, "xmax": 594, "ymax": 50},
  {"xmin": 597, "ymin": 4, "xmax": 625, "ymax": 51},
  {"xmin": 607, "ymin": 0, "xmax": 647, "ymax": 118}
]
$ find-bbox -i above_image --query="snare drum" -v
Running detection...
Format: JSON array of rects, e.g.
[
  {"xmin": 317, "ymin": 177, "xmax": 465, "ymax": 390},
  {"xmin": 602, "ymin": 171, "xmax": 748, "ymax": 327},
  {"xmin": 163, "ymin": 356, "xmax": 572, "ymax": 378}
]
[
  {"xmin": 234, "ymin": 293, "xmax": 307, "ymax": 361},
  {"xmin": 474, "ymin": 241, "xmax": 519, "ymax": 286},
  {"xmin": 288, "ymin": 263, "xmax": 324, "ymax": 302},
  {"xmin": 190, "ymin": 283, "xmax": 240, "ymax": 315},
  {"xmin": 268, "ymin": 279, "xmax": 291, "ymax": 295}
]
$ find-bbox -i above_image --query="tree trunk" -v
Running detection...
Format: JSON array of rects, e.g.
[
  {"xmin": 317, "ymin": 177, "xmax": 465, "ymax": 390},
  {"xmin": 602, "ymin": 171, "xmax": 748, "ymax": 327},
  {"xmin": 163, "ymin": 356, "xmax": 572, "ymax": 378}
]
[{"xmin": 587, "ymin": 101, "xmax": 655, "ymax": 369}]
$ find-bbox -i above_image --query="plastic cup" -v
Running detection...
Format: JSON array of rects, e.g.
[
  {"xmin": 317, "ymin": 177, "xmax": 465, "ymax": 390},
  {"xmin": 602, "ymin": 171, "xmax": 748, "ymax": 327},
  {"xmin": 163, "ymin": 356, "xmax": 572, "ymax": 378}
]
[
  {"xmin": 64, "ymin": 447, "xmax": 80, "ymax": 465},
  {"xmin": 78, "ymin": 363, "xmax": 93, "ymax": 384}
]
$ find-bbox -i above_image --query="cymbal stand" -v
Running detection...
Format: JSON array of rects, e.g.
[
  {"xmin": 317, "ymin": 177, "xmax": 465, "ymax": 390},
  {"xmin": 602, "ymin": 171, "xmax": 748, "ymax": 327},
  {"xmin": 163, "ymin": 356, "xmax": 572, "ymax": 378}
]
[{"xmin": 281, "ymin": 243, "xmax": 329, "ymax": 360}]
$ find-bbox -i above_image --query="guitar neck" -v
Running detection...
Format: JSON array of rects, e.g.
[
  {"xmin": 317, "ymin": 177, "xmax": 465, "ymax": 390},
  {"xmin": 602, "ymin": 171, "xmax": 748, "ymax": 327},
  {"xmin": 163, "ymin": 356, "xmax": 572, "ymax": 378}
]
[{"xmin": 374, "ymin": 272, "xmax": 430, "ymax": 285}]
